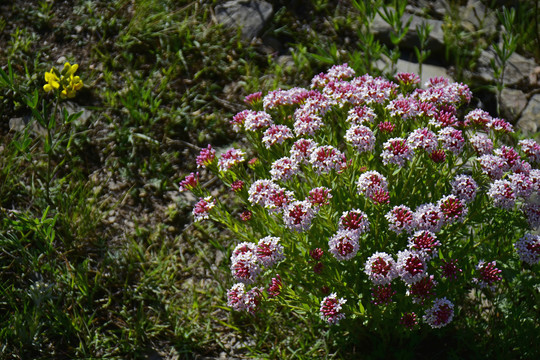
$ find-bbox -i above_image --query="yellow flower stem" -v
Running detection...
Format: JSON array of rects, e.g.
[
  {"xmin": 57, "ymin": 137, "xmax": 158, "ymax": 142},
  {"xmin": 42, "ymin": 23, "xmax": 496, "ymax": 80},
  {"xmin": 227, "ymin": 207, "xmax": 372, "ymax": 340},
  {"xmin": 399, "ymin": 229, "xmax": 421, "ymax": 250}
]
[{"xmin": 45, "ymin": 96, "xmax": 60, "ymax": 205}]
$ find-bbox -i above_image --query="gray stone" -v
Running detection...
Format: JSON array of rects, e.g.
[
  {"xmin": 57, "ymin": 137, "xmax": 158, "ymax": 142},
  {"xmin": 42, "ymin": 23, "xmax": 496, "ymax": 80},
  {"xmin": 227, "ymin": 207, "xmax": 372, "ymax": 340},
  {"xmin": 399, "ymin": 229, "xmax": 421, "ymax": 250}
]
[
  {"xmin": 516, "ymin": 94, "xmax": 540, "ymax": 138},
  {"xmin": 460, "ymin": 0, "xmax": 497, "ymax": 35},
  {"xmin": 474, "ymin": 49, "xmax": 537, "ymax": 88},
  {"xmin": 370, "ymin": 10, "xmax": 445, "ymax": 56},
  {"xmin": 277, "ymin": 55, "xmax": 295, "ymax": 71},
  {"xmin": 9, "ymin": 117, "xmax": 27, "ymax": 132},
  {"xmin": 499, "ymin": 88, "xmax": 528, "ymax": 124},
  {"xmin": 400, "ymin": 1, "xmax": 448, "ymax": 18},
  {"xmin": 9, "ymin": 115, "xmax": 46, "ymax": 136},
  {"xmin": 426, "ymin": 0, "xmax": 449, "ymax": 18},
  {"xmin": 214, "ymin": 0, "xmax": 273, "ymax": 41}
]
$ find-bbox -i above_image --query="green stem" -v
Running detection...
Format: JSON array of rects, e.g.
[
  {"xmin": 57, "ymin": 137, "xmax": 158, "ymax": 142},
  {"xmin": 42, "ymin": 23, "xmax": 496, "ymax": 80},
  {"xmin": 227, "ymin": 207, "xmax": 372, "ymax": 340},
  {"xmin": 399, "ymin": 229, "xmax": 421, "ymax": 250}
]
[{"xmin": 45, "ymin": 98, "xmax": 60, "ymax": 205}]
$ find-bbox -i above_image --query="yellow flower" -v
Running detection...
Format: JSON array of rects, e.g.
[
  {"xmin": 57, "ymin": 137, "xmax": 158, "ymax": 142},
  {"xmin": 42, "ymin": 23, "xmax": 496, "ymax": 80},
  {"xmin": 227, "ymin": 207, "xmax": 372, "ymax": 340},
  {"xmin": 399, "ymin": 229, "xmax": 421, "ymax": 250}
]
[
  {"xmin": 61, "ymin": 62, "xmax": 79, "ymax": 77},
  {"xmin": 60, "ymin": 74, "xmax": 84, "ymax": 98},
  {"xmin": 44, "ymin": 61, "xmax": 84, "ymax": 98},
  {"xmin": 70, "ymin": 75, "xmax": 83, "ymax": 91},
  {"xmin": 43, "ymin": 68, "xmax": 60, "ymax": 92}
]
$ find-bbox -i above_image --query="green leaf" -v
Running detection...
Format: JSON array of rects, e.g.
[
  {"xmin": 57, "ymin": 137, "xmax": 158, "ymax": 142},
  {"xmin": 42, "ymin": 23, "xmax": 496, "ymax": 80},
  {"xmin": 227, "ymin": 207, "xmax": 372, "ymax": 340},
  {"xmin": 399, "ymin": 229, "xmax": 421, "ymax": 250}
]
[
  {"xmin": 358, "ymin": 300, "xmax": 365, "ymax": 315},
  {"xmin": 66, "ymin": 110, "xmax": 83, "ymax": 124},
  {"xmin": 24, "ymin": 89, "xmax": 39, "ymax": 109}
]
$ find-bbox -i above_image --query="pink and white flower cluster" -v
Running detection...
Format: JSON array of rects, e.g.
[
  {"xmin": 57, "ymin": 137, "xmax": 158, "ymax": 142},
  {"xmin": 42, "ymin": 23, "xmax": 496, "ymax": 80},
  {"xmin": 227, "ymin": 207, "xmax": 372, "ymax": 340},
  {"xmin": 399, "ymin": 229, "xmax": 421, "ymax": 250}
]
[
  {"xmin": 183, "ymin": 64, "xmax": 540, "ymax": 332},
  {"xmin": 514, "ymin": 234, "xmax": 540, "ymax": 265},
  {"xmin": 423, "ymin": 297, "xmax": 454, "ymax": 328},
  {"xmin": 227, "ymin": 237, "xmax": 285, "ymax": 313},
  {"xmin": 319, "ymin": 293, "xmax": 347, "ymax": 324}
]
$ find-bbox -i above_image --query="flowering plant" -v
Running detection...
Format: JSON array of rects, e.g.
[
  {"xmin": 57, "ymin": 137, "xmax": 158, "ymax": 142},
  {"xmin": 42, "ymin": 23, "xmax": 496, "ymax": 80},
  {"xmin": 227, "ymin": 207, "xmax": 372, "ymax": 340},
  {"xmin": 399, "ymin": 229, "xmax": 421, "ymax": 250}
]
[
  {"xmin": 180, "ymin": 64, "xmax": 539, "ymax": 336},
  {"xmin": 37, "ymin": 61, "xmax": 84, "ymax": 202}
]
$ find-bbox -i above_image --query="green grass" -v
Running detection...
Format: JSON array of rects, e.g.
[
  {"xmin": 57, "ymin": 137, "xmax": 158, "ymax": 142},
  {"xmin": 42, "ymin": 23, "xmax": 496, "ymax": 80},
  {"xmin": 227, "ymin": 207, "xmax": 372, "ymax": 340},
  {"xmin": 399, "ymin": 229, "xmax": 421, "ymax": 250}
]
[{"xmin": 0, "ymin": 0, "xmax": 539, "ymax": 358}]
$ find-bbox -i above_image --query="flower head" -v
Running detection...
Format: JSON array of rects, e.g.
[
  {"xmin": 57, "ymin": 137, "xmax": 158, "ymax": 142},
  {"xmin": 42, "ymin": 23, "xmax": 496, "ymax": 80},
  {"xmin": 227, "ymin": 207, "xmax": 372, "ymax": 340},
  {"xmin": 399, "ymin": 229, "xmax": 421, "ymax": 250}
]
[
  {"xmin": 396, "ymin": 250, "xmax": 428, "ymax": 284},
  {"xmin": 179, "ymin": 172, "xmax": 199, "ymax": 192},
  {"xmin": 290, "ymin": 138, "xmax": 319, "ymax": 165},
  {"xmin": 400, "ymin": 312, "xmax": 418, "ymax": 330},
  {"xmin": 218, "ymin": 148, "xmax": 245, "ymax": 172},
  {"xmin": 508, "ymin": 173, "xmax": 534, "ymax": 199},
  {"xmin": 440, "ymin": 259, "xmax": 462, "ymax": 280},
  {"xmin": 489, "ymin": 117, "xmax": 514, "ymax": 133},
  {"xmin": 231, "ymin": 250, "xmax": 261, "ymax": 284},
  {"xmin": 43, "ymin": 68, "xmax": 60, "ymax": 92},
  {"xmin": 518, "ymin": 139, "xmax": 540, "ymax": 164},
  {"xmin": 230, "ymin": 180, "xmax": 244, "ymax": 192},
  {"xmin": 328, "ymin": 230, "xmax": 360, "ymax": 261},
  {"xmin": 464, "ymin": 108, "xmax": 492, "ymax": 129},
  {"xmin": 309, "ymin": 146, "xmax": 345, "ymax": 174},
  {"xmin": 262, "ymin": 125, "xmax": 294, "ymax": 148},
  {"xmin": 61, "ymin": 73, "xmax": 83, "ymax": 98},
  {"xmin": 231, "ymin": 242, "xmax": 256, "ymax": 262},
  {"xmin": 240, "ymin": 210, "xmax": 252, "ymax": 221},
  {"xmin": 408, "ymin": 274, "xmax": 437, "ymax": 304},
  {"xmin": 386, "ymin": 205, "xmax": 415, "ymax": 234},
  {"xmin": 395, "ymin": 72, "xmax": 420, "ymax": 86},
  {"xmin": 308, "ymin": 187, "xmax": 333, "ymax": 208},
  {"xmin": 267, "ymin": 275, "xmax": 283, "ymax": 297},
  {"xmin": 248, "ymin": 180, "xmax": 294, "ymax": 213},
  {"xmin": 244, "ymin": 91, "xmax": 262, "ymax": 105},
  {"xmin": 364, "ymin": 252, "xmax": 398, "ymax": 285},
  {"xmin": 408, "ymin": 231, "xmax": 440, "ymax": 260},
  {"xmin": 430, "ymin": 110, "xmax": 458, "ymax": 128},
  {"xmin": 43, "ymin": 62, "xmax": 83, "ymax": 98},
  {"xmin": 381, "ymin": 138, "xmax": 414, "ymax": 167},
  {"xmin": 320, "ymin": 293, "xmax": 347, "ymax": 325},
  {"xmin": 370, "ymin": 188, "xmax": 390, "ymax": 204},
  {"xmin": 345, "ymin": 125, "xmax": 376, "ymax": 153},
  {"xmin": 264, "ymin": 87, "xmax": 312, "ymax": 109},
  {"xmin": 522, "ymin": 203, "xmax": 540, "ymax": 229},
  {"xmin": 227, "ymin": 283, "xmax": 247, "ymax": 311},
  {"xmin": 270, "ymin": 157, "xmax": 299, "ymax": 182},
  {"xmin": 256, "ymin": 236, "xmax": 285, "ymax": 267},
  {"xmin": 473, "ymin": 260, "xmax": 502, "ymax": 290},
  {"xmin": 423, "ymin": 298, "xmax": 454, "ymax": 328},
  {"xmin": 236, "ymin": 110, "xmax": 273, "ymax": 132},
  {"xmin": 386, "ymin": 97, "xmax": 418, "ymax": 120},
  {"xmin": 437, "ymin": 195, "xmax": 468, "ymax": 225},
  {"xmin": 487, "ymin": 180, "xmax": 516, "ymax": 210},
  {"xmin": 293, "ymin": 110, "xmax": 324, "ymax": 136},
  {"xmin": 357, "ymin": 171, "xmax": 388, "ymax": 198},
  {"xmin": 451, "ymin": 174, "xmax": 478, "ymax": 203},
  {"xmin": 477, "ymin": 154, "xmax": 506, "ymax": 179},
  {"xmin": 407, "ymin": 128, "xmax": 438, "ymax": 153},
  {"xmin": 514, "ymin": 234, "xmax": 540, "ymax": 265},
  {"xmin": 310, "ymin": 248, "xmax": 324, "ymax": 261},
  {"xmin": 193, "ymin": 196, "xmax": 215, "ymax": 222},
  {"xmin": 196, "ymin": 145, "xmax": 216, "ymax": 168},
  {"xmin": 371, "ymin": 284, "xmax": 396, "ymax": 305},
  {"xmin": 437, "ymin": 127, "xmax": 464, "ymax": 156},
  {"xmin": 413, "ymin": 203, "xmax": 444, "ymax": 233},
  {"xmin": 469, "ymin": 133, "xmax": 493, "ymax": 155},
  {"xmin": 378, "ymin": 121, "xmax": 396, "ymax": 134},
  {"xmin": 339, "ymin": 209, "xmax": 370, "ymax": 235},
  {"xmin": 346, "ymin": 105, "xmax": 376, "ymax": 125},
  {"xmin": 429, "ymin": 149, "xmax": 446, "ymax": 163},
  {"xmin": 283, "ymin": 200, "xmax": 316, "ymax": 232}
]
